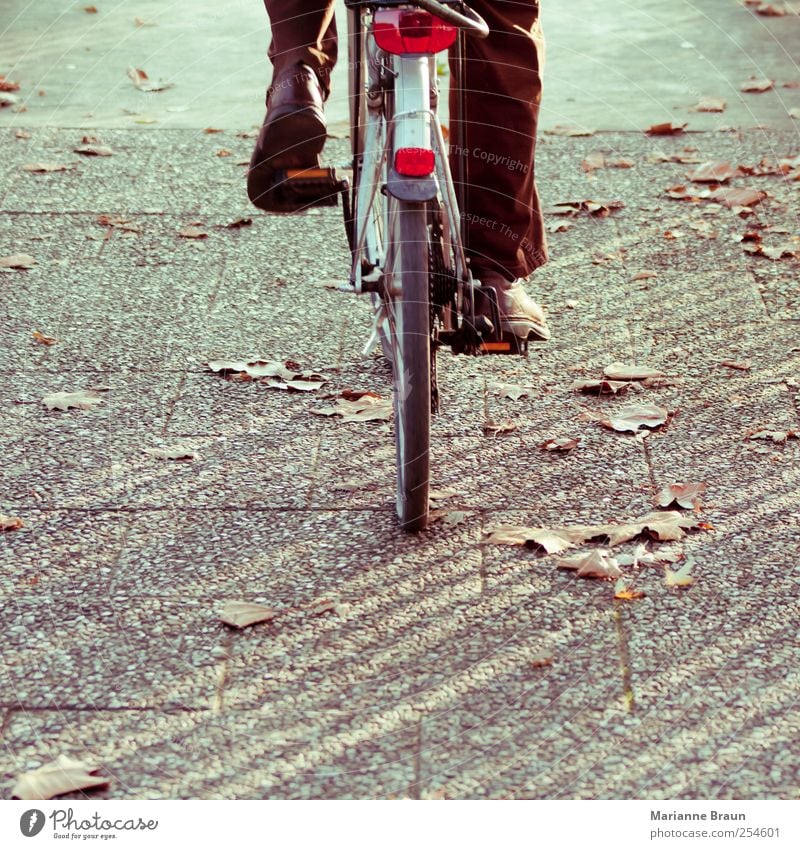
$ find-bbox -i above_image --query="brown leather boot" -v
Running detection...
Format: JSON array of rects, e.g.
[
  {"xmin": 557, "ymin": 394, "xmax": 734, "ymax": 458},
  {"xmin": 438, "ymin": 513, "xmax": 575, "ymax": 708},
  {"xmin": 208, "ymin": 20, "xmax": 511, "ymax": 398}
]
[{"xmin": 247, "ymin": 63, "xmax": 327, "ymax": 209}]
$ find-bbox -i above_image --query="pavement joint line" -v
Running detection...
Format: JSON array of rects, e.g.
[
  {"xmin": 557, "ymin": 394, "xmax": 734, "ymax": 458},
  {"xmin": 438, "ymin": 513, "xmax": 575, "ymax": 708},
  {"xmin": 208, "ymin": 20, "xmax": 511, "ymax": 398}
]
[
  {"xmin": 160, "ymin": 371, "xmax": 188, "ymax": 436},
  {"xmin": 612, "ymin": 606, "xmax": 636, "ymax": 715},
  {"xmin": 304, "ymin": 434, "xmax": 323, "ymax": 509},
  {"xmin": 409, "ymin": 715, "xmax": 423, "ymax": 800},
  {"xmin": 0, "ymin": 708, "xmax": 15, "ymax": 739}
]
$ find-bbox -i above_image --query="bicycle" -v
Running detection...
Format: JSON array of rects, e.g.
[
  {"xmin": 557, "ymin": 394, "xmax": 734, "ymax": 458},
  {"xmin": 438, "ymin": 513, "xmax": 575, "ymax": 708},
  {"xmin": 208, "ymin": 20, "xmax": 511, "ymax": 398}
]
[{"xmin": 267, "ymin": 1, "xmax": 533, "ymax": 532}]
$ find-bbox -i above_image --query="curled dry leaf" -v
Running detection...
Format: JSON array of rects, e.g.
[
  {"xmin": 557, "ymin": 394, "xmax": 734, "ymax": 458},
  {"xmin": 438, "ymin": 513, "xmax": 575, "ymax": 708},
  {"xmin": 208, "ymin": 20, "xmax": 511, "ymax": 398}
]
[
  {"xmin": 614, "ymin": 578, "xmax": 646, "ymax": 600},
  {"xmin": 220, "ymin": 601, "xmax": 278, "ymax": 629},
  {"xmin": 143, "ymin": 446, "xmax": 198, "ymax": 460},
  {"xmin": 706, "ymin": 187, "xmax": 766, "ymax": 208},
  {"xmin": 0, "ymin": 75, "xmax": 21, "ymax": 92},
  {"xmin": 540, "ymin": 436, "xmax": 580, "ymax": 452},
  {"xmin": 646, "ymin": 122, "xmax": 687, "ymax": 136},
  {"xmin": 557, "ymin": 549, "xmax": 623, "ymax": 580},
  {"xmin": 0, "ymin": 92, "xmax": 18, "ymax": 107},
  {"xmin": 96, "ymin": 214, "xmax": 141, "ymax": 233},
  {"xmin": 545, "ymin": 124, "xmax": 595, "ymax": 137},
  {"xmin": 616, "ymin": 542, "xmax": 683, "ymax": 567},
  {"xmin": 429, "ymin": 509, "xmax": 469, "ymax": 527},
  {"xmin": 720, "ymin": 359, "xmax": 751, "ymax": 371},
  {"xmin": 75, "ymin": 143, "xmax": 113, "ymax": 157},
  {"xmin": 631, "ymin": 270, "xmax": 657, "ymax": 281},
  {"xmin": 0, "ymin": 253, "xmax": 36, "ymax": 269},
  {"xmin": 570, "ymin": 511, "xmax": 701, "ymax": 547},
  {"xmin": 665, "ymin": 559, "xmax": 695, "ymax": 588},
  {"xmin": 686, "ymin": 160, "xmax": 739, "ymax": 183},
  {"xmin": 484, "ymin": 525, "xmax": 575, "ymax": 554},
  {"xmin": 747, "ymin": 428, "xmax": 798, "ymax": 443},
  {"xmin": 483, "ymin": 418, "xmax": 517, "ymax": 437},
  {"xmin": 429, "ymin": 486, "xmax": 459, "ymax": 503},
  {"xmin": 692, "ymin": 97, "xmax": 726, "ymax": 113},
  {"xmin": 1, "ymin": 514, "xmax": 24, "ymax": 531},
  {"xmin": 23, "ymin": 162, "xmax": 74, "ymax": 173},
  {"xmin": 12, "ymin": 755, "xmax": 109, "ymax": 801},
  {"xmin": 489, "ymin": 382, "xmax": 531, "ymax": 401},
  {"xmin": 657, "ymin": 482, "xmax": 707, "ymax": 510},
  {"xmin": 603, "ymin": 363, "xmax": 664, "ymax": 381},
  {"xmin": 530, "ymin": 655, "xmax": 554, "ymax": 668},
  {"xmin": 32, "ymin": 329, "xmax": 57, "ymax": 345},
  {"xmin": 571, "ymin": 378, "xmax": 634, "ymax": 395},
  {"xmin": 178, "ymin": 224, "xmax": 208, "ymax": 239},
  {"xmin": 740, "ymin": 77, "xmax": 774, "ymax": 93},
  {"xmin": 580, "ymin": 403, "xmax": 669, "ymax": 433},
  {"xmin": 543, "ymin": 199, "xmax": 625, "ymax": 218},
  {"xmin": 581, "ymin": 151, "xmax": 635, "ymax": 172},
  {"xmin": 225, "ymin": 217, "xmax": 252, "ymax": 229},
  {"xmin": 126, "ymin": 66, "xmax": 174, "ymax": 92},
  {"xmin": 42, "ymin": 390, "xmax": 104, "ymax": 411},
  {"xmin": 311, "ymin": 393, "xmax": 392, "ymax": 422}
]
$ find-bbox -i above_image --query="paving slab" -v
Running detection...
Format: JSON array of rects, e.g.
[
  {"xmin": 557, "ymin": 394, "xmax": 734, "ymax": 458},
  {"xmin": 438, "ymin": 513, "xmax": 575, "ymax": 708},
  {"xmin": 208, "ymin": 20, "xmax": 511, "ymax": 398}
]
[
  {"xmin": 2, "ymin": 596, "xmax": 220, "ymax": 710},
  {"xmin": 0, "ymin": 706, "xmax": 419, "ymax": 799}
]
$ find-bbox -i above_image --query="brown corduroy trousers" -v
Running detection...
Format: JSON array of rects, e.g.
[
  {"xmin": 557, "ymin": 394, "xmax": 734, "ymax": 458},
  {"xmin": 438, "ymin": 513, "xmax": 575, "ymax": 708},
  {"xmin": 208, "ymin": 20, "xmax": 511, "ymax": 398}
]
[{"xmin": 262, "ymin": 0, "xmax": 547, "ymax": 280}]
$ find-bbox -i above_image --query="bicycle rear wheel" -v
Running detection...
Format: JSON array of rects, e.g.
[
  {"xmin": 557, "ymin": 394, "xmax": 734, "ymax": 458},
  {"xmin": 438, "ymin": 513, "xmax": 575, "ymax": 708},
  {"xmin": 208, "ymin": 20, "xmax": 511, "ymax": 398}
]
[{"xmin": 386, "ymin": 198, "xmax": 431, "ymax": 532}]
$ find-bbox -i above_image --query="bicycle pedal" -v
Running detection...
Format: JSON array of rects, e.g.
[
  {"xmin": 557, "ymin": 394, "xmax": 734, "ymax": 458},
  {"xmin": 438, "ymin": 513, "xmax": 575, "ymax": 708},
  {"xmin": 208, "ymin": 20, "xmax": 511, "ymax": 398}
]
[
  {"xmin": 258, "ymin": 166, "xmax": 347, "ymax": 213},
  {"xmin": 480, "ymin": 334, "xmax": 527, "ymax": 356}
]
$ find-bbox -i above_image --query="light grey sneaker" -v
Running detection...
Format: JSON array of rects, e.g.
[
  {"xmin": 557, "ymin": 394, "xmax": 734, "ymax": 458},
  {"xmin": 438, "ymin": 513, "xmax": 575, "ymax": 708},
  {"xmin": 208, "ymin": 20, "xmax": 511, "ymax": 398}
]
[{"xmin": 480, "ymin": 276, "xmax": 551, "ymax": 341}]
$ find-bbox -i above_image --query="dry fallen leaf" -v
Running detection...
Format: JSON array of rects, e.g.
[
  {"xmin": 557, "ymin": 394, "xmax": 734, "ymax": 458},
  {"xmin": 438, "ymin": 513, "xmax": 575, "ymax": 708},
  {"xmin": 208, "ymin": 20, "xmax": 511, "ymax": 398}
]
[
  {"xmin": 126, "ymin": 66, "xmax": 174, "ymax": 92},
  {"xmin": 740, "ymin": 77, "xmax": 774, "ymax": 93},
  {"xmin": 747, "ymin": 428, "xmax": 798, "ymax": 443},
  {"xmin": 0, "ymin": 253, "xmax": 36, "ymax": 269},
  {"xmin": 546, "ymin": 124, "xmax": 595, "ymax": 137},
  {"xmin": 32, "ymin": 329, "xmax": 57, "ymax": 346},
  {"xmin": 42, "ymin": 390, "xmax": 104, "ymax": 411},
  {"xmin": 581, "ymin": 151, "xmax": 634, "ymax": 172},
  {"xmin": 692, "ymin": 97, "xmax": 726, "ymax": 113},
  {"xmin": 603, "ymin": 363, "xmax": 664, "ymax": 381},
  {"xmin": 484, "ymin": 525, "xmax": 575, "ymax": 554},
  {"xmin": 686, "ymin": 160, "xmax": 739, "ymax": 183},
  {"xmin": 646, "ymin": 122, "xmax": 687, "ymax": 136},
  {"xmin": 665, "ymin": 559, "xmax": 695, "ymax": 587},
  {"xmin": 224, "ymin": 217, "xmax": 253, "ymax": 229},
  {"xmin": 429, "ymin": 509, "xmax": 470, "ymax": 527},
  {"xmin": 490, "ymin": 382, "xmax": 531, "ymax": 401},
  {"xmin": 1, "ymin": 514, "xmax": 24, "ymax": 531},
  {"xmin": 12, "ymin": 755, "xmax": 109, "ymax": 800},
  {"xmin": 631, "ymin": 270, "xmax": 657, "ymax": 281},
  {"xmin": 23, "ymin": 161, "xmax": 74, "ymax": 174},
  {"xmin": 657, "ymin": 482, "xmax": 707, "ymax": 510},
  {"xmin": 706, "ymin": 187, "xmax": 767, "ymax": 208},
  {"xmin": 311, "ymin": 393, "xmax": 392, "ymax": 422},
  {"xmin": 220, "ymin": 601, "xmax": 278, "ymax": 629},
  {"xmin": 75, "ymin": 142, "xmax": 113, "ymax": 157},
  {"xmin": 143, "ymin": 446, "xmax": 198, "ymax": 460},
  {"xmin": 0, "ymin": 75, "xmax": 21, "ymax": 92},
  {"xmin": 543, "ymin": 199, "xmax": 625, "ymax": 218},
  {"xmin": 557, "ymin": 549, "xmax": 623, "ymax": 579},
  {"xmin": 178, "ymin": 224, "xmax": 208, "ymax": 239},
  {"xmin": 571, "ymin": 379, "xmax": 634, "ymax": 395},
  {"xmin": 614, "ymin": 577, "xmax": 646, "ymax": 600},
  {"xmin": 581, "ymin": 404, "xmax": 669, "ymax": 433},
  {"xmin": 720, "ymin": 359, "xmax": 752, "ymax": 371},
  {"xmin": 483, "ymin": 418, "xmax": 517, "ymax": 437},
  {"xmin": 540, "ymin": 436, "xmax": 580, "ymax": 452},
  {"xmin": 572, "ymin": 511, "xmax": 701, "ymax": 547},
  {"xmin": 530, "ymin": 655, "xmax": 554, "ymax": 668}
]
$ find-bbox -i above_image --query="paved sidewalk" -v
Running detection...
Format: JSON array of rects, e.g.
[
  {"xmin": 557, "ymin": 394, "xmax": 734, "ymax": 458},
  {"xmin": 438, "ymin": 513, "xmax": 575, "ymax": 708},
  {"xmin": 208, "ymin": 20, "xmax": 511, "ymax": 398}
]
[{"xmin": 1, "ymin": 2, "xmax": 800, "ymax": 800}]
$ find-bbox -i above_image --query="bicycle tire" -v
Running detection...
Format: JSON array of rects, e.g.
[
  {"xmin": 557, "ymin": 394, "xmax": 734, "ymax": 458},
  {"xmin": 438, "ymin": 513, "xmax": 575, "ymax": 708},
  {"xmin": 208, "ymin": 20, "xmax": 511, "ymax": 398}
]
[{"xmin": 389, "ymin": 198, "xmax": 431, "ymax": 532}]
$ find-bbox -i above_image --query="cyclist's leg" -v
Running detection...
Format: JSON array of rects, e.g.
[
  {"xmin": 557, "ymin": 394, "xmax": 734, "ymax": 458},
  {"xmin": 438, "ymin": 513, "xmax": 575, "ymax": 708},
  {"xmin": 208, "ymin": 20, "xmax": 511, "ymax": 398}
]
[
  {"xmin": 263, "ymin": 0, "xmax": 338, "ymax": 93},
  {"xmin": 449, "ymin": 0, "xmax": 547, "ymax": 282}
]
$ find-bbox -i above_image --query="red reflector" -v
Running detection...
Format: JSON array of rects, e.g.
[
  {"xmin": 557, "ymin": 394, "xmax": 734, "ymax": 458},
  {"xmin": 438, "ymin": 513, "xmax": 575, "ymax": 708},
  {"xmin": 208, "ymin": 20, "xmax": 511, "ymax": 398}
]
[
  {"xmin": 373, "ymin": 9, "xmax": 457, "ymax": 55},
  {"xmin": 395, "ymin": 147, "xmax": 435, "ymax": 176}
]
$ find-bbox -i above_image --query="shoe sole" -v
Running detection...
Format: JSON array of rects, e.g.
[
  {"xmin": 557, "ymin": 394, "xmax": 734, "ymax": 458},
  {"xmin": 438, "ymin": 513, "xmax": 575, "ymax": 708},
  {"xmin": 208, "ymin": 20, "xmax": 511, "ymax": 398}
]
[
  {"xmin": 247, "ymin": 108, "xmax": 327, "ymax": 209},
  {"xmin": 501, "ymin": 317, "xmax": 551, "ymax": 342}
]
